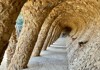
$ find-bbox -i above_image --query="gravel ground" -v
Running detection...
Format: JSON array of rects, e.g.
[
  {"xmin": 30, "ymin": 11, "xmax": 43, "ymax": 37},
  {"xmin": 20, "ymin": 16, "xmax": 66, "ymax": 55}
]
[{"xmin": 0, "ymin": 37, "xmax": 68, "ymax": 70}]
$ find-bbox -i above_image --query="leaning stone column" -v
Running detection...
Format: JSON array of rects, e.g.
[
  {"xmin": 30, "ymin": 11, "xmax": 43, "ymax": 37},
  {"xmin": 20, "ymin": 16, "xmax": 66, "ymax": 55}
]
[
  {"xmin": 8, "ymin": 0, "xmax": 64, "ymax": 69},
  {"xmin": 32, "ymin": 2, "xmax": 69, "ymax": 56},
  {"xmin": 0, "ymin": 0, "xmax": 26, "ymax": 64},
  {"xmin": 48, "ymin": 25, "xmax": 62, "ymax": 47},
  {"xmin": 42, "ymin": 23, "xmax": 61, "ymax": 50},
  {"xmin": 32, "ymin": 18, "xmax": 61, "ymax": 56},
  {"xmin": 47, "ymin": 25, "xmax": 59, "ymax": 47},
  {"xmin": 50, "ymin": 25, "xmax": 62, "ymax": 45},
  {"xmin": 42, "ymin": 24, "xmax": 59, "ymax": 50},
  {"xmin": 42, "ymin": 14, "xmax": 65, "ymax": 50},
  {"xmin": 6, "ymin": 28, "xmax": 17, "ymax": 67}
]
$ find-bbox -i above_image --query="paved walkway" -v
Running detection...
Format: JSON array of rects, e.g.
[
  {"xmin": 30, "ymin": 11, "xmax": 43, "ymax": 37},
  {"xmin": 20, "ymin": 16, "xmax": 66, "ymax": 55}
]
[{"xmin": 0, "ymin": 37, "xmax": 68, "ymax": 70}]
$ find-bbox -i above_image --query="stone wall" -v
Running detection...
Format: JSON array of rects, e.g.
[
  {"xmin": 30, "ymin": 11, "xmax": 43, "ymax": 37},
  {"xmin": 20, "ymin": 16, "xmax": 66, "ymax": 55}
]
[{"xmin": 0, "ymin": 0, "xmax": 100, "ymax": 70}]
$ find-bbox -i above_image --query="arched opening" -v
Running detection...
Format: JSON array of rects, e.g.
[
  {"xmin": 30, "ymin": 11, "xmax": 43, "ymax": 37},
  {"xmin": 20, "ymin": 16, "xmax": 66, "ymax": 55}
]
[
  {"xmin": 61, "ymin": 27, "xmax": 72, "ymax": 37},
  {"xmin": 0, "ymin": 0, "xmax": 100, "ymax": 70},
  {"xmin": 15, "ymin": 14, "xmax": 24, "ymax": 37}
]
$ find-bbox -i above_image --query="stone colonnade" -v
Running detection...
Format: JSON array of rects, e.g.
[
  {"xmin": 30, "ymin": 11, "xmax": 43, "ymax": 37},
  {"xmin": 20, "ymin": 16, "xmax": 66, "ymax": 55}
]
[{"xmin": 0, "ymin": 0, "xmax": 100, "ymax": 70}]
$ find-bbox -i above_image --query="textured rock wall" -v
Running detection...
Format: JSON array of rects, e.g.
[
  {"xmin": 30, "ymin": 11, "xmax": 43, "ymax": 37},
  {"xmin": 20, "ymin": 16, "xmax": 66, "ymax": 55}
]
[
  {"xmin": 42, "ymin": 23, "xmax": 61, "ymax": 50},
  {"xmin": 31, "ymin": 0, "xmax": 100, "ymax": 70},
  {"xmin": 6, "ymin": 28, "xmax": 17, "ymax": 67},
  {"xmin": 64, "ymin": 1, "xmax": 100, "ymax": 70},
  {"xmin": 8, "ymin": 0, "xmax": 66, "ymax": 69},
  {"xmin": 1, "ymin": 0, "xmax": 100, "ymax": 70},
  {"xmin": 0, "ymin": 0, "xmax": 26, "ymax": 64}
]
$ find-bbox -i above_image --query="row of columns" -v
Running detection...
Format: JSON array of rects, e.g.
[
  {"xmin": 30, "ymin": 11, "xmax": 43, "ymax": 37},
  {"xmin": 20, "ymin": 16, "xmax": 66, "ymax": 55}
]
[
  {"xmin": 0, "ymin": 0, "xmax": 100, "ymax": 70},
  {"xmin": 6, "ymin": 0, "xmax": 66, "ymax": 70},
  {"xmin": 0, "ymin": 0, "xmax": 27, "ymax": 64}
]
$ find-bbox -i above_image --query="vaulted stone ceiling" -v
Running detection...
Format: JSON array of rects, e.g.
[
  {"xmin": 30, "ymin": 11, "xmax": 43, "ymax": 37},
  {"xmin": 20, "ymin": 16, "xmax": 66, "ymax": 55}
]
[{"xmin": 0, "ymin": 0, "xmax": 100, "ymax": 70}]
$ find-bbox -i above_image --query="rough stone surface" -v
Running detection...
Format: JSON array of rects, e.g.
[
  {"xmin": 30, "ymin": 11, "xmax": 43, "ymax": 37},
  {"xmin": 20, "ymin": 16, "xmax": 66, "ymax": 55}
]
[
  {"xmin": 0, "ymin": 0, "xmax": 26, "ymax": 64},
  {"xmin": 0, "ymin": 0, "xmax": 100, "ymax": 70},
  {"xmin": 8, "ymin": 0, "xmax": 66, "ymax": 69},
  {"xmin": 6, "ymin": 29, "xmax": 17, "ymax": 67}
]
